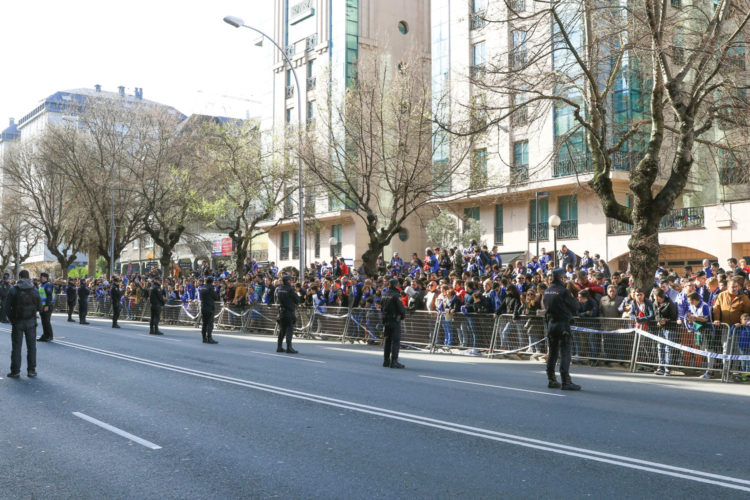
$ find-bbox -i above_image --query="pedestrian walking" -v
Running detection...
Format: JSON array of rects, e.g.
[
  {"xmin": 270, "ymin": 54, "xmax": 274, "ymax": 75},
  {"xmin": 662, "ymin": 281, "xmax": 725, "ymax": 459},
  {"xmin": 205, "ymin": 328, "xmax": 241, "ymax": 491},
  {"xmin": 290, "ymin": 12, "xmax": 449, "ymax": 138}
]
[
  {"xmin": 37, "ymin": 272, "xmax": 55, "ymax": 342},
  {"xmin": 4, "ymin": 270, "xmax": 42, "ymax": 378},
  {"xmin": 110, "ymin": 278, "xmax": 122, "ymax": 328},
  {"xmin": 275, "ymin": 275, "xmax": 299, "ymax": 353},
  {"xmin": 542, "ymin": 268, "xmax": 581, "ymax": 390},
  {"xmin": 382, "ymin": 278, "xmax": 406, "ymax": 368},
  {"xmin": 78, "ymin": 278, "xmax": 90, "ymax": 324},
  {"xmin": 199, "ymin": 277, "xmax": 219, "ymax": 344},
  {"xmin": 149, "ymin": 278, "xmax": 165, "ymax": 335}
]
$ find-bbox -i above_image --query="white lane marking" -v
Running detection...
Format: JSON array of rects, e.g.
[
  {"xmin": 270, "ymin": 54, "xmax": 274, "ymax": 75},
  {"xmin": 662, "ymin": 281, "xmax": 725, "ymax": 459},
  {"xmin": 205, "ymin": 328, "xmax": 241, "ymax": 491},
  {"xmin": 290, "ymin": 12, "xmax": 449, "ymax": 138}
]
[
  {"xmin": 136, "ymin": 334, "xmax": 182, "ymax": 342},
  {"xmin": 72, "ymin": 412, "xmax": 162, "ymax": 450},
  {"xmin": 55, "ymin": 340, "xmax": 750, "ymax": 492},
  {"xmin": 418, "ymin": 375, "xmax": 564, "ymax": 397},
  {"xmin": 247, "ymin": 350, "xmax": 325, "ymax": 364}
]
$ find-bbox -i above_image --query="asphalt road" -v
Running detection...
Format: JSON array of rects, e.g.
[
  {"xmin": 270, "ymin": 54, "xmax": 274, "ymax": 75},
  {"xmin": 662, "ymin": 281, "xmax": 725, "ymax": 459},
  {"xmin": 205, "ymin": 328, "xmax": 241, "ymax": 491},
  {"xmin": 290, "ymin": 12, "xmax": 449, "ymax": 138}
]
[{"xmin": 1, "ymin": 314, "xmax": 748, "ymax": 499}]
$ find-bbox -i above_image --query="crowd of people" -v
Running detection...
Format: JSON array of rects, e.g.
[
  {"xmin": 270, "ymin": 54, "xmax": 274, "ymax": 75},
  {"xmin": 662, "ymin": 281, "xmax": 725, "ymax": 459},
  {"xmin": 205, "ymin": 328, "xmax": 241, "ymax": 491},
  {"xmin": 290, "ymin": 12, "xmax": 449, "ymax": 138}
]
[{"xmin": 3, "ymin": 243, "xmax": 750, "ymax": 381}]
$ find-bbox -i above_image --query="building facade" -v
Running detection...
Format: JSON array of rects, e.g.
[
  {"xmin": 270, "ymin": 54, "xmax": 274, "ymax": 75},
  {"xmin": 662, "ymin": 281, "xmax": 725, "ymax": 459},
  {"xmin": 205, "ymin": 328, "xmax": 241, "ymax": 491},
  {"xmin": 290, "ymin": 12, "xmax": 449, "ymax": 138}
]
[
  {"xmin": 263, "ymin": 0, "xmax": 432, "ymax": 271},
  {"xmin": 430, "ymin": 0, "xmax": 750, "ymax": 271}
]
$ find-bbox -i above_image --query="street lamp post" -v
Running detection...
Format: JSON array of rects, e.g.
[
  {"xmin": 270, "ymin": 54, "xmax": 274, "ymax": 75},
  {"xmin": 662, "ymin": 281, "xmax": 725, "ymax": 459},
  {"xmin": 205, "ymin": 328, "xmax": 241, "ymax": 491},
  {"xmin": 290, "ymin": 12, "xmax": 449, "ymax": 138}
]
[
  {"xmin": 223, "ymin": 15, "xmax": 305, "ymax": 279},
  {"xmin": 549, "ymin": 215, "xmax": 561, "ymax": 268},
  {"xmin": 535, "ymin": 191, "xmax": 550, "ymax": 258}
]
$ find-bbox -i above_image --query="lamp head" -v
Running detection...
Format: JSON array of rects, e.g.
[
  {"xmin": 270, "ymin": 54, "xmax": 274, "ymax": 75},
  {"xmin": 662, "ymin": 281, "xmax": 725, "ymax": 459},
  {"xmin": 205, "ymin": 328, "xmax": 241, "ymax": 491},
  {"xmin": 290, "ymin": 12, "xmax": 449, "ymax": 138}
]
[
  {"xmin": 549, "ymin": 214, "xmax": 562, "ymax": 228},
  {"xmin": 223, "ymin": 15, "xmax": 244, "ymax": 28}
]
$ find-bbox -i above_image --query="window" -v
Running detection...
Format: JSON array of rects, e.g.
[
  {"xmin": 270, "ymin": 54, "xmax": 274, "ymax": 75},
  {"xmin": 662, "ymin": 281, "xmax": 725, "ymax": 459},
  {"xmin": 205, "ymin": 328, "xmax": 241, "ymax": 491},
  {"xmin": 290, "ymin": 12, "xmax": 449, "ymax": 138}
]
[
  {"xmin": 471, "ymin": 0, "xmax": 487, "ymax": 29},
  {"xmin": 398, "ymin": 228, "xmax": 409, "ymax": 242},
  {"xmin": 472, "ymin": 42, "xmax": 486, "ymax": 66},
  {"xmin": 293, "ymin": 230, "xmax": 300, "ymax": 260},
  {"xmin": 280, "ymin": 231, "xmax": 290, "ymax": 260},
  {"xmin": 464, "ymin": 206, "xmax": 480, "ymax": 221},
  {"xmin": 470, "ymin": 148, "xmax": 488, "ymax": 190},
  {"xmin": 557, "ymin": 194, "xmax": 579, "ymax": 239},
  {"xmin": 511, "ymin": 90, "xmax": 528, "ymax": 126},
  {"xmin": 286, "ymin": 108, "xmax": 292, "ymax": 124},
  {"xmin": 511, "ymin": 30, "xmax": 527, "ymax": 68},
  {"xmin": 398, "ymin": 21, "xmax": 409, "ymax": 34},
  {"xmin": 472, "ymin": 0, "xmax": 487, "ymax": 12},
  {"xmin": 144, "ymin": 236, "xmax": 153, "ymax": 248},
  {"xmin": 529, "ymin": 199, "xmax": 549, "ymax": 241},
  {"xmin": 432, "ymin": 158, "xmax": 452, "ymax": 195},
  {"xmin": 512, "ymin": 140, "xmax": 529, "ymax": 183},
  {"xmin": 314, "ymin": 227, "xmax": 321, "ymax": 258},
  {"xmin": 307, "ymin": 60, "xmax": 314, "ymax": 78},
  {"xmin": 132, "ymin": 239, "xmax": 139, "ymax": 250},
  {"xmin": 307, "ymin": 101, "xmax": 315, "ymax": 125},
  {"xmin": 331, "ymin": 225, "xmax": 342, "ymax": 257},
  {"xmin": 671, "ymin": 0, "xmax": 680, "ymax": 7},
  {"xmin": 494, "ymin": 204, "xmax": 503, "ymax": 245},
  {"xmin": 306, "ymin": 61, "xmax": 316, "ymax": 90},
  {"xmin": 511, "ymin": 0, "xmax": 526, "ymax": 11},
  {"xmin": 285, "ymin": 71, "xmax": 294, "ymax": 98}
]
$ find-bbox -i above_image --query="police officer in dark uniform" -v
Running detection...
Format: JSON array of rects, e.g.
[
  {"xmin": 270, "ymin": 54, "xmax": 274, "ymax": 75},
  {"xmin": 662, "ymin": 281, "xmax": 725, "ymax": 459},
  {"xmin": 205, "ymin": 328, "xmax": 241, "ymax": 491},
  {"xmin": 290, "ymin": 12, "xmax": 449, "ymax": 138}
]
[
  {"xmin": 542, "ymin": 268, "xmax": 581, "ymax": 390},
  {"xmin": 37, "ymin": 273, "xmax": 55, "ymax": 342},
  {"xmin": 382, "ymin": 278, "xmax": 406, "ymax": 368},
  {"xmin": 66, "ymin": 278, "xmax": 77, "ymax": 322},
  {"xmin": 199, "ymin": 277, "xmax": 219, "ymax": 344},
  {"xmin": 78, "ymin": 278, "xmax": 90, "ymax": 325},
  {"xmin": 4, "ymin": 270, "xmax": 42, "ymax": 378},
  {"xmin": 149, "ymin": 278, "xmax": 165, "ymax": 335},
  {"xmin": 0, "ymin": 273, "xmax": 11, "ymax": 323},
  {"xmin": 110, "ymin": 278, "xmax": 122, "ymax": 328},
  {"xmin": 275, "ymin": 275, "xmax": 299, "ymax": 353}
]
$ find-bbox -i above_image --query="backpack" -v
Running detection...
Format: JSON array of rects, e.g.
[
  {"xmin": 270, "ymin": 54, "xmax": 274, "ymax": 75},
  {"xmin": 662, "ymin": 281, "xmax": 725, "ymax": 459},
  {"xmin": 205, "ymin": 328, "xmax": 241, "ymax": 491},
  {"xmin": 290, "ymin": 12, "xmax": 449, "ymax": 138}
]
[{"xmin": 15, "ymin": 286, "xmax": 38, "ymax": 321}]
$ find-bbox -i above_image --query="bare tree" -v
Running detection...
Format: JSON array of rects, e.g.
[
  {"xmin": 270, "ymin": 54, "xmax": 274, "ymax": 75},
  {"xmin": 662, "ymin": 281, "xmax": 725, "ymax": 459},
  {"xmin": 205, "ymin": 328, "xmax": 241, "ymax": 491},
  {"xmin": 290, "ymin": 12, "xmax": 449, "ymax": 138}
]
[
  {"xmin": 42, "ymin": 98, "xmax": 152, "ymax": 274},
  {"xmin": 2, "ymin": 134, "xmax": 86, "ymax": 277},
  {"xmin": 197, "ymin": 119, "xmax": 295, "ymax": 273},
  {"xmin": 447, "ymin": 0, "xmax": 750, "ymax": 289},
  {"xmin": 127, "ymin": 108, "xmax": 204, "ymax": 274},
  {"xmin": 299, "ymin": 51, "xmax": 471, "ymax": 276},
  {"xmin": 0, "ymin": 196, "xmax": 41, "ymax": 277}
]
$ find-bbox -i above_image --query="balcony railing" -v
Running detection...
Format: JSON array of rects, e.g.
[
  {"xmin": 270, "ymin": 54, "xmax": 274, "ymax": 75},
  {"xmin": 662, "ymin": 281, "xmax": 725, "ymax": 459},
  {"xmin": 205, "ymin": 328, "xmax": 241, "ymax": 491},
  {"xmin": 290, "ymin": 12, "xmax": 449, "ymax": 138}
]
[
  {"xmin": 511, "ymin": 50, "xmax": 527, "ymax": 68},
  {"xmin": 511, "ymin": 0, "xmax": 526, "ymax": 11},
  {"xmin": 285, "ymin": 85, "xmax": 295, "ymax": 99},
  {"xmin": 307, "ymin": 76, "xmax": 317, "ymax": 90},
  {"xmin": 285, "ymin": 44, "xmax": 295, "ymax": 58},
  {"xmin": 553, "ymin": 152, "xmax": 592, "ymax": 177},
  {"xmin": 556, "ymin": 219, "xmax": 578, "ymax": 239},
  {"xmin": 511, "ymin": 165, "xmax": 529, "ymax": 184},
  {"xmin": 470, "ymin": 11, "xmax": 487, "ymax": 30},
  {"xmin": 305, "ymin": 34, "xmax": 318, "ymax": 52},
  {"xmin": 607, "ymin": 206, "xmax": 705, "ymax": 234},
  {"xmin": 494, "ymin": 226, "xmax": 503, "ymax": 245},
  {"xmin": 719, "ymin": 167, "xmax": 747, "ymax": 185},
  {"xmin": 510, "ymin": 107, "xmax": 528, "ymax": 127},
  {"xmin": 611, "ymin": 150, "xmax": 640, "ymax": 171},
  {"xmin": 528, "ymin": 222, "xmax": 549, "ymax": 241},
  {"xmin": 470, "ymin": 64, "xmax": 486, "ymax": 80}
]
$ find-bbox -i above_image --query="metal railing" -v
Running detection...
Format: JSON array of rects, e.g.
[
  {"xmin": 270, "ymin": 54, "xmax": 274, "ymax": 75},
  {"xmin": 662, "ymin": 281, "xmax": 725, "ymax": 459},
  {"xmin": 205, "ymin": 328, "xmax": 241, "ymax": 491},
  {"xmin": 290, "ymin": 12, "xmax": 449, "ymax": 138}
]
[
  {"xmin": 553, "ymin": 151, "xmax": 592, "ymax": 177},
  {"xmin": 470, "ymin": 11, "xmax": 487, "ymax": 30},
  {"xmin": 285, "ymin": 85, "xmax": 295, "ymax": 99},
  {"xmin": 306, "ymin": 76, "xmax": 317, "ymax": 90},
  {"xmin": 528, "ymin": 222, "xmax": 549, "ymax": 241},
  {"xmin": 49, "ymin": 297, "xmax": 750, "ymax": 383},
  {"xmin": 305, "ymin": 34, "xmax": 318, "ymax": 52},
  {"xmin": 556, "ymin": 219, "xmax": 578, "ymax": 239},
  {"xmin": 608, "ymin": 206, "xmax": 705, "ymax": 235}
]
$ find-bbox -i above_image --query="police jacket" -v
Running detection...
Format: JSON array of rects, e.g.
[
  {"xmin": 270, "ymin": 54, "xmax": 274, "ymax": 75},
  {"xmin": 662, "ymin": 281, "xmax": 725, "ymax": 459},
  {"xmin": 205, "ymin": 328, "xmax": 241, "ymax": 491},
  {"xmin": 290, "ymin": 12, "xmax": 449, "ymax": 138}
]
[
  {"xmin": 39, "ymin": 281, "xmax": 55, "ymax": 307},
  {"xmin": 110, "ymin": 285, "xmax": 123, "ymax": 306},
  {"xmin": 149, "ymin": 285, "xmax": 165, "ymax": 308},
  {"xmin": 4, "ymin": 278, "xmax": 42, "ymax": 324},
  {"xmin": 381, "ymin": 287, "xmax": 406, "ymax": 323},
  {"xmin": 542, "ymin": 280, "xmax": 578, "ymax": 324},
  {"xmin": 200, "ymin": 285, "xmax": 220, "ymax": 314},
  {"xmin": 276, "ymin": 284, "xmax": 300, "ymax": 321},
  {"xmin": 66, "ymin": 283, "xmax": 78, "ymax": 304},
  {"xmin": 78, "ymin": 283, "xmax": 90, "ymax": 302},
  {"xmin": 0, "ymin": 281, "xmax": 11, "ymax": 301}
]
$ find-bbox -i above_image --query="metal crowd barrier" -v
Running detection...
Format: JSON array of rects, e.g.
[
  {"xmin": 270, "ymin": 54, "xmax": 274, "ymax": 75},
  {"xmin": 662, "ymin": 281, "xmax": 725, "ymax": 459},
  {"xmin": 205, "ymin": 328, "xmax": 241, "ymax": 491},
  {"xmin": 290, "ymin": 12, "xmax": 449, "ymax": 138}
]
[
  {"xmin": 569, "ymin": 317, "xmax": 638, "ymax": 367},
  {"xmin": 726, "ymin": 325, "xmax": 750, "ymax": 382},
  {"xmin": 310, "ymin": 306, "xmax": 349, "ymax": 341}
]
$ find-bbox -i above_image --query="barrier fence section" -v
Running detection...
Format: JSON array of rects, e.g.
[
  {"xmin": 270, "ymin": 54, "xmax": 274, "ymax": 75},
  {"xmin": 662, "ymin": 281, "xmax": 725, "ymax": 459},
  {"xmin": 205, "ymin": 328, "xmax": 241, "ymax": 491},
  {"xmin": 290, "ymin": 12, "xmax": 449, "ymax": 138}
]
[{"xmin": 46, "ymin": 295, "xmax": 750, "ymax": 383}]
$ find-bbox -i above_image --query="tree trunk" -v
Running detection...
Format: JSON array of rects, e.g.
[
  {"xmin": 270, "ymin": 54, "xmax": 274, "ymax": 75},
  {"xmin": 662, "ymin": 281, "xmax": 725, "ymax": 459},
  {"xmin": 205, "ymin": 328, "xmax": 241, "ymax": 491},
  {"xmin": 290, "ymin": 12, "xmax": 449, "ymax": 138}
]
[
  {"xmin": 55, "ymin": 254, "xmax": 75, "ymax": 279},
  {"xmin": 361, "ymin": 239, "xmax": 385, "ymax": 278},
  {"xmin": 159, "ymin": 249, "xmax": 173, "ymax": 279},
  {"xmin": 87, "ymin": 244, "xmax": 97, "ymax": 278},
  {"xmin": 627, "ymin": 216, "xmax": 660, "ymax": 292},
  {"xmin": 234, "ymin": 237, "xmax": 248, "ymax": 276}
]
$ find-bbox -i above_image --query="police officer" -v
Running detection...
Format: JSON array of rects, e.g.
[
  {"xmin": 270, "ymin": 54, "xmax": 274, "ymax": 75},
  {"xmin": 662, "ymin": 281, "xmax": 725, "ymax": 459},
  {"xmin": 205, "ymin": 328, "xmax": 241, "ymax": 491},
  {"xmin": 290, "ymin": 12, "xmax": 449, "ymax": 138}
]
[
  {"xmin": 66, "ymin": 278, "xmax": 77, "ymax": 322},
  {"xmin": 78, "ymin": 278, "xmax": 90, "ymax": 325},
  {"xmin": 382, "ymin": 278, "xmax": 406, "ymax": 368},
  {"xmin": 4, "ymin": 270, "xmax": 42, "ymax": 378},
  {"xmin": 0, "ymin": 273, "xmax": 11, "ymax": 323},
  {"xmin": 110, "ymin": 278, "xmax": 122, "ymax": 328},
  {"xmin": 199, "ymin": 277, "xmax": 219, "ymax": 344},
  {"xmin": 37, "ymin": 272, "xmax": 55, "ymax": 342},
  {"xmin": 149, "ymin": 278, "xmax": 165, "ymax": 335},
  {"xmin": 275, "ymin": 275, "xmax": 299, "ymax": 353},
  {"xmin": 542, "ymin": 268, "xmax": 581, "ymax": 390}
]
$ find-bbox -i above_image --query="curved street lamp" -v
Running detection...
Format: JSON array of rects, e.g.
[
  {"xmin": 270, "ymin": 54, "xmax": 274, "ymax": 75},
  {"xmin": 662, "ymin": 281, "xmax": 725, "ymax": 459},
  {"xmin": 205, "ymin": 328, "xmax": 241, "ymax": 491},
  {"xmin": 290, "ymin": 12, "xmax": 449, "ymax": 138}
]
[
  {"xmin": 223, "ymin": 15, "xmax": 305, "ymax": 278},
  {"xmin": 549, "ymin": 214, "xmax": 562, "ymax": 268}
]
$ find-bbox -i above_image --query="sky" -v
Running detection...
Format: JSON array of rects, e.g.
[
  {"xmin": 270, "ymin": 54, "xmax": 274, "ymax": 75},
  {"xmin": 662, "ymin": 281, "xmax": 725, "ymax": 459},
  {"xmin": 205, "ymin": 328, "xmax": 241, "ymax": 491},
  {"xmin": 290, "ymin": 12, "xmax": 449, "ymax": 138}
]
[{"xmin": 0, "ymin": 0, "xmax": 275, "ymax": 130}]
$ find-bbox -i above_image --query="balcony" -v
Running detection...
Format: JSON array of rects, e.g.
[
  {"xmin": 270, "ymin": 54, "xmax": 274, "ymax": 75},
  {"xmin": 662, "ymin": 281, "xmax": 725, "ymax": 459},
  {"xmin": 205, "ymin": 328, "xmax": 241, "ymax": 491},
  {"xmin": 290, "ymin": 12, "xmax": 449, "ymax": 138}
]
[
  {"xmin": 511, "ymin": 50, "xmax": 527, "ymax": 69},
  {"xmin": 511, "ymin": 165, "xmax": 529, "ymax": 184},
  {"xmin": 285, "ymin": 85, "xmax": 295, "ymax": 99},
  {"xmin": 611, "ymin": 150, "xmax": 640, "ymax": 171},
  {"xmin": 470, "ymin": 64, "xmax": 486, "ymax": 80},
  {"xmin": 510, "ymin": 107, "xmax": 528, "ymax": 127},
  {"xmin": 470, "ymin": 11, "xmax": 487, "ymax": 30},
  {"xmin": 719, "ymin": 167, "xmax": 747, "ymax": 185},
  {"xmin": 511, "ymin": 0, "xmax": 526, "ymax": 11},
  {"xmin": 607, "ymin": 206, "xmax": 705, "ymax": 234},
  {"xmin": 553, "ymin": 152, "xmax": 592, "ymax": 177},
  {"xmin": 556, "ymin": 219, "xmax": 578, "ymax": 239},
  {"xmin": 285, "ymin": 44, "xmax": 295, "ymax": 58},
  {"xmin": 305, "ymin": 34, "xmax": 318, "ymax": 52},
  {"xmin": 528, "ymin": 222, "xmax": 549, "ymax": 241},
  {"xmin": 307, "ymin": 76, "xmax": 317, "ymax": 90}
]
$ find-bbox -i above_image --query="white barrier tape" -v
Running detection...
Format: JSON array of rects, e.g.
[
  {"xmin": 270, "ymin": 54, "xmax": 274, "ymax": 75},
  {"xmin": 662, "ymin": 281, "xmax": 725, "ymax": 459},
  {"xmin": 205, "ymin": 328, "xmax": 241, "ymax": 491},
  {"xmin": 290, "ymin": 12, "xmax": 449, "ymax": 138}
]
[
  {"xmin": 634, "ymin": 328, "xmax": 750, "ymax": 361},
  {"xmin": 315, "ymin": 312, "xmax": 351, "ymax": 320},
  {"xmin": 571, "ymin": 326, "xmax": 638, "ymax": 335},
  {"xmin": 347, "ymin": 314, "xmax": 381, "ymax": 340},
  {"xmin": 490, "ymin": 337, "xmax": 548, "ymax": 355}
]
